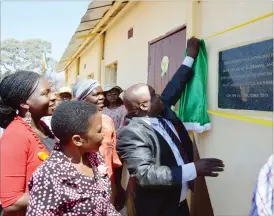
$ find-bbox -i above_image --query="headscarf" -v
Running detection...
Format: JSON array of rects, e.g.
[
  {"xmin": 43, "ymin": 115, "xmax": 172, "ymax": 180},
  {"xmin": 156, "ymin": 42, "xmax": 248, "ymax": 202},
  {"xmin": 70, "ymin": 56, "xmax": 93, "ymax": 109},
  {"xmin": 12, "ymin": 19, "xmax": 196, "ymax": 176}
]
[{"xmin": 72, "ymin": 79, "xmax": 100, "ymax": 101}]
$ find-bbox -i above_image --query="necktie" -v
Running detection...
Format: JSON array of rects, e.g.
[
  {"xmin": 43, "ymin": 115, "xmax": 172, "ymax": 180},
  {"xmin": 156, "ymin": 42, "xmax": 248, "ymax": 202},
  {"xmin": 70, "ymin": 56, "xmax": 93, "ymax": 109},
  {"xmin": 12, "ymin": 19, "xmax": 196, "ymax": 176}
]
[
  {"xmin": 158, "ymin": 117, "xmax": 189, "ymax": 163},
  {"xmin": 158, "ymin": 117, "xmax": 194, "ymax": 191}
]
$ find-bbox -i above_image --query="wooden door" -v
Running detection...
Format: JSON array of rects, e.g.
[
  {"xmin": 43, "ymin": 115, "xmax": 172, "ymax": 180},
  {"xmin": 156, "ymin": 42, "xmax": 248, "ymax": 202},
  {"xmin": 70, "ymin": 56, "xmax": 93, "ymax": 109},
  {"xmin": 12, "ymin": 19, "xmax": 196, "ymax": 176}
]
[{"xmin": 148, "ymin": 26, "xmax": 186, "ymax": 97}]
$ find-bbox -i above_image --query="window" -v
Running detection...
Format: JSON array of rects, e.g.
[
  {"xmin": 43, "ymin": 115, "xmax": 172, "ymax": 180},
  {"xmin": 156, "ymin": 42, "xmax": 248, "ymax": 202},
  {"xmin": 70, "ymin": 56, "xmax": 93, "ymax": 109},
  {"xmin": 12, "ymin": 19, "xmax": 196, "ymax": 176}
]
[{"xmin": 105, "ymin": 62, "xmax": 117, "ymax": 86}]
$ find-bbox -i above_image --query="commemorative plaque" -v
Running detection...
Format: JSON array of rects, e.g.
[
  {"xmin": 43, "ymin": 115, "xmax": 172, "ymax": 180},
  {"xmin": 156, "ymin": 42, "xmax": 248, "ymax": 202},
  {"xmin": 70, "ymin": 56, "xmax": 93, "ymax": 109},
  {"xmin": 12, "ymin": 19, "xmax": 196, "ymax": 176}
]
[{"xmin": 218, "ymin": 39, "xmax": 273, "ymax": 111}]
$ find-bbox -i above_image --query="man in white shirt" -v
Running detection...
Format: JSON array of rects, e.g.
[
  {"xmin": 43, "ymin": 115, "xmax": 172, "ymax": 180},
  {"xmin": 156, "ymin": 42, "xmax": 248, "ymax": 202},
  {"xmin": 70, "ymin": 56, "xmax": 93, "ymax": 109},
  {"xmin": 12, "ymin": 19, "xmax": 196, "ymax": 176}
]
[{"xmin": 117, "ymin": 37, "xmax": 224, "ymax": 216}]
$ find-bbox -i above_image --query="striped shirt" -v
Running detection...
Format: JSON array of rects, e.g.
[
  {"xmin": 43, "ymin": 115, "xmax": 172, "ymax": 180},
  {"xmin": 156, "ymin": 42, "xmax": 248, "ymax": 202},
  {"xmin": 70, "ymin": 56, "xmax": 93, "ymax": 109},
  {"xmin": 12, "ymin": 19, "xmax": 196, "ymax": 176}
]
[{"xmin": 249, "ymin": 155, "xmax": 273, "ymax": 216}]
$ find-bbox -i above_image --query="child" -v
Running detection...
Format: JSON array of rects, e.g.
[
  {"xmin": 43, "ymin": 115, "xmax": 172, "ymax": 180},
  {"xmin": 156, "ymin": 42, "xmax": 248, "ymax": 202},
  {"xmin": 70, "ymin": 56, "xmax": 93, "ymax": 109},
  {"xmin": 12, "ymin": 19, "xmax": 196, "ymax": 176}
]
[
  {"xmin": 27, "ymin": 101, "xmax": 120, "ymax": 216},
  {"xmin": 102, "ymin": 85, "xmax": 127, "ymax": 130}
]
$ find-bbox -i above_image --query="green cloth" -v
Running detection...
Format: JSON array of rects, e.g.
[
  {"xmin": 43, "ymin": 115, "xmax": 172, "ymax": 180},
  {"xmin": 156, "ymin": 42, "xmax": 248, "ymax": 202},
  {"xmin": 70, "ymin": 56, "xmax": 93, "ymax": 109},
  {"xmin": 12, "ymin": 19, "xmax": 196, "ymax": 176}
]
[{"xmin": 178, "ymin": 40, "xmax": 211, "ymax": 133}]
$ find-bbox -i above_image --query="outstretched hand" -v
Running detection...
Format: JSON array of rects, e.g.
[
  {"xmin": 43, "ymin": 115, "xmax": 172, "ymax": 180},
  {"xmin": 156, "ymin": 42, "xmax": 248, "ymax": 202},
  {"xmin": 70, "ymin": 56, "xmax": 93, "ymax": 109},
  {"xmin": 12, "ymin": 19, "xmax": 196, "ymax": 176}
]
[{"xmin": 194, "ymin": 158, "xmax": 225, "ymax": 177}]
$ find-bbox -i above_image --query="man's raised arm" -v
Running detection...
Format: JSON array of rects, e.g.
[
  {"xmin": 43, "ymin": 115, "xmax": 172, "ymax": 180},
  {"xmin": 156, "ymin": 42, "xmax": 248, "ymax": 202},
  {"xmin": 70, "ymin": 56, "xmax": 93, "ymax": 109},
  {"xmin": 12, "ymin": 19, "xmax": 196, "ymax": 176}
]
[{"xmin": 161, "ymin": 37, "xmax": 199, "ymax": 107}]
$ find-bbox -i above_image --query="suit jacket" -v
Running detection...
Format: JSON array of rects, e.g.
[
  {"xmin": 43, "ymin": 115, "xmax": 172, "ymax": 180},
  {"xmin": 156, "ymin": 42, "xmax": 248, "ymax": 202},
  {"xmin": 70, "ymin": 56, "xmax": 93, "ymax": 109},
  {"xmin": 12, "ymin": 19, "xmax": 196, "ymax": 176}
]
[{"xmin": 117, "ymin": 65, "xmax": 194, "ymax": 216}]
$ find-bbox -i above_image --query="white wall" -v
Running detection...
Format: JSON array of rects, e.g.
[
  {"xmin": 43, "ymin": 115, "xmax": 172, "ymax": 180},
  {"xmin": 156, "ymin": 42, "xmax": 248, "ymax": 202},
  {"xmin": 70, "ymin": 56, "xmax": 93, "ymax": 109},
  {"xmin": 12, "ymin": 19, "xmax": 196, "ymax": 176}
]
[
  {"xmin": 104, "ymin": 1, "xmax": 189, "ymax": 89},
  {"xmin": 78, "ymin": 39, "xmax": 101, "ymax": 81},
  {"xmin": 196, "ymin": 1, "xmax": 273, "ymax": 215}
]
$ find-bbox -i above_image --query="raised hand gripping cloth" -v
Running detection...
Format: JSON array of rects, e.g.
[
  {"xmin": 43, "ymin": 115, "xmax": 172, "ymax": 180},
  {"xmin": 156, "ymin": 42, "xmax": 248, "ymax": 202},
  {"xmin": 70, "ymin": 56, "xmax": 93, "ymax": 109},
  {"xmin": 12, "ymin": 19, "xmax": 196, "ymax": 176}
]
[{"xmin": 178, "ymin": 40, "xmax": 211, "ymax": 133}]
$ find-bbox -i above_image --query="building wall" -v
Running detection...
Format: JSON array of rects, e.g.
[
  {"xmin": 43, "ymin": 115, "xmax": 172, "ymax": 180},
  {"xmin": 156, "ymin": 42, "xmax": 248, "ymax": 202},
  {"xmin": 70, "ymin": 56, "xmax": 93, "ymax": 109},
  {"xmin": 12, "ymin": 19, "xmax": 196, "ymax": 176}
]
[
  {"xmin": 104, "ymin": 1, "xmax": 189, "ymax": 89},
  {"xmin": 67, "ymin": 60, "xmax": 77, "ymax": 87},
  {"xmin": 66, "ymin": 39, "xmax": 101, "ymax": 87},
  {"xmin": 78, "ymin": 39, "xmax": 101, "ymax": 81},
  {"xmin": 195, "ymin": 1, "xmax": 273, "ymax": 215}
]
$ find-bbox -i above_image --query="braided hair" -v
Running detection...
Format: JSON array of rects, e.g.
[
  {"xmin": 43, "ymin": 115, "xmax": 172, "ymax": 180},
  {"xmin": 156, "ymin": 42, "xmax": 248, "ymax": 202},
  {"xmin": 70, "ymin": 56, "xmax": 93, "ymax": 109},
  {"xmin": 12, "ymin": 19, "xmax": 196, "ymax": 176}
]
[{"xmin": 0, "ymin": 71, "xmax": 41, "ymax": 128}]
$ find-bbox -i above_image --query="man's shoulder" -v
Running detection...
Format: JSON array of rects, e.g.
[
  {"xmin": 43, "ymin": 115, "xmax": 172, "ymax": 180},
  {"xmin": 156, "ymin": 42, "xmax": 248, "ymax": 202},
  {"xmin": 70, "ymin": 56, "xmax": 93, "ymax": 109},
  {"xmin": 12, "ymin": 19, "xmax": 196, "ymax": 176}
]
[
  {"xmin": 117, "ymin": 118, "xmax": 150, "ymax": 137},
  {"xmin": 119, "ymin": 117, "xmax": 143, "ymax": 129}
]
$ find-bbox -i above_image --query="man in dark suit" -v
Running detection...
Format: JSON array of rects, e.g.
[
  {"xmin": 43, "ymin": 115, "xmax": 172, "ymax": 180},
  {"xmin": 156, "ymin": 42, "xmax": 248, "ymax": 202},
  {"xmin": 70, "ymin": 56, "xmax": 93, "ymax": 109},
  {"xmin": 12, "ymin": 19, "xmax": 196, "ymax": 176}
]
[{"xmin": 117, "ymin": 37, "xmax": 224, "ymax": 216}]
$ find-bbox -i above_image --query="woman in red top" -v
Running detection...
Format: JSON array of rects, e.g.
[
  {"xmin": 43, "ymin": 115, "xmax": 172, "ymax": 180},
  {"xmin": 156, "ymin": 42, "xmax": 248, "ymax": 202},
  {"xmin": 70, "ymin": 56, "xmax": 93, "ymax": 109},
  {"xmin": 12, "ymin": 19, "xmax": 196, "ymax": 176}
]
[{"xmin": 0, "ymin": 71, "xmax": 57, "ymax": 215}]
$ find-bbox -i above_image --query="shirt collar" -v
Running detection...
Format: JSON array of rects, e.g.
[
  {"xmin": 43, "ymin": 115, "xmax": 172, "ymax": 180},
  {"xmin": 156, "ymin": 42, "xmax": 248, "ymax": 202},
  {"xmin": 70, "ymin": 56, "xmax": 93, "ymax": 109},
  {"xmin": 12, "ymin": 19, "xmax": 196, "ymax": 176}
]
[{"xmin": 139, "ymin": 117, "xmax": 159, "ymax": 126}]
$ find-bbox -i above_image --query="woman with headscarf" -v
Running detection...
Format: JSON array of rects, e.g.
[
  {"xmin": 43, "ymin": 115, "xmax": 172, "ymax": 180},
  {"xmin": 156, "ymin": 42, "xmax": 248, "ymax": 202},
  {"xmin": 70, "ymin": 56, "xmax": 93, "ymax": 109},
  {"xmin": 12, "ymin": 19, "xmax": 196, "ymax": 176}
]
[
  {"xmin": 73, "ymin": 79, "xmax": 124, "ymax": 211},
  {"xmin": 0, "ymin": 71, "xmax": 57, "ymax": 216},
  {"xmin": 102, "ymin": 85, "xmax": 127, "ymax": 130}
]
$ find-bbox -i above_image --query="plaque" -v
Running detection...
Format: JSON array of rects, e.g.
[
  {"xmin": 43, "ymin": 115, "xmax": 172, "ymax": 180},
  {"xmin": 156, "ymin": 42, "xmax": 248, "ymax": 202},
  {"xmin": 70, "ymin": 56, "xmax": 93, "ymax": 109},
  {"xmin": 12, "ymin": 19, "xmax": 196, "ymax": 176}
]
[{"xmin": 218, "ymin": 39, "xmax": 273, "ymax": 111}]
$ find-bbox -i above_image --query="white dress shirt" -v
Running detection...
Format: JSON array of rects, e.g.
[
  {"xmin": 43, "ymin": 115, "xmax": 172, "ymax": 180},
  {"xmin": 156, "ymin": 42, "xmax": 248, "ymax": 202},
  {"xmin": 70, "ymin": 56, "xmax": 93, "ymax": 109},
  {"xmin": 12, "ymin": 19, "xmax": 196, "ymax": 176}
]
[
  {"xmin": 140, "ymin": 57, "xmax": 197, "ymax": 202},
  {"xmin": 140, "ymin": 118, "xmax": 197, "ymax": 202},
  {"xmin": 183, "ymin": 56, "xmax": 194, "ymax": 68}
]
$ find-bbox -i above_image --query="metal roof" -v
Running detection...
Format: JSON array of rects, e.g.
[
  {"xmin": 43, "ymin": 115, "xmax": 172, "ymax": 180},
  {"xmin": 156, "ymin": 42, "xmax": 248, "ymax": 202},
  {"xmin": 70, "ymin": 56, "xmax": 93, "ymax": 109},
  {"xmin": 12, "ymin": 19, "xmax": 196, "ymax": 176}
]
[{"xmin": 57, "ymin": 0, "xmax": 128, "ymax": 72}]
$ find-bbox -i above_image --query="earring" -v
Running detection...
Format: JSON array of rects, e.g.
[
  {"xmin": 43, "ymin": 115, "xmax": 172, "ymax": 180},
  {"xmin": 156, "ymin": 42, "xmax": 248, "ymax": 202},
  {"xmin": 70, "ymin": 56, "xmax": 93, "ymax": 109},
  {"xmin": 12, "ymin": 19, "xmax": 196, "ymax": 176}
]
[{"xmin": 25, "ymin": 110, "xmax": 32, "ymax": 125}]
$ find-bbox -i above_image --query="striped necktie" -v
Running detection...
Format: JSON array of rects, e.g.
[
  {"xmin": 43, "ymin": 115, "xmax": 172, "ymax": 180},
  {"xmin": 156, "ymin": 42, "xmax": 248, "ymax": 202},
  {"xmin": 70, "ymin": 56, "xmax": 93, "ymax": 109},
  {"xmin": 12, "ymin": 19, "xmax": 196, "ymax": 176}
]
[
  {"xmin": 158, "ymin": 117, "xmax": 189, "ymax": 163},
  {"xmin": 158, "ymin": 117, "xmax": 194, "ymax": 191}
]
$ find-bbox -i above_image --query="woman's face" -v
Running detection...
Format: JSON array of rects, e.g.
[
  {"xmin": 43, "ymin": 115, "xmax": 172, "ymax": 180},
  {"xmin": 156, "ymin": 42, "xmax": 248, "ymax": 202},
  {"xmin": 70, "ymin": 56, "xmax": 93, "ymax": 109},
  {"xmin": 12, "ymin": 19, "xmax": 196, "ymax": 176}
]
[
  {"xmin": 106, "ymin": 89, "xmax": 119, "ymax": 104},
  {"xmin": 83, "ymin": 112, "xmax": 104, "ymax": 152},
  {"xmin": 27, "ymin": 77, "xmax": 57, "ymax": 118},
  {"xmin": 84, "ymin": 86, "xmax": 105, "ymax": 111}
]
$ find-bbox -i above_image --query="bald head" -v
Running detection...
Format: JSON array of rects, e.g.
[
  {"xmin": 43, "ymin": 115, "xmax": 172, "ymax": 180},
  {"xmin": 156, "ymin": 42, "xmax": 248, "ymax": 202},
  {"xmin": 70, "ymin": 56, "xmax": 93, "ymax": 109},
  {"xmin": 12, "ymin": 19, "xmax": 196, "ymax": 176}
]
[
  {"xmin": 124, "ymin": 84, "xmax": 148, "ymax": 103},
  {"xmin": 123, "ymin": 83, "xmax": 164, "ymax": 117}
]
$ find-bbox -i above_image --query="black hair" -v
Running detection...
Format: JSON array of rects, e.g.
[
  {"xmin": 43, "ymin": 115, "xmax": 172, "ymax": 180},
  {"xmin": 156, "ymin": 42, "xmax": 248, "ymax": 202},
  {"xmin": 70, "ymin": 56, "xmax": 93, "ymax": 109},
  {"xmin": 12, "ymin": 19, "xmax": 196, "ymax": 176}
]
[
  {"xmin": 0, "ymin": 71, "xmax": 41, "ymax": 128},
  {"xmin": 51, "ymin": 101, "xmax": 98, "ymax": 144},
  {"xmin": 103, "ymin": 89, "xmax": 124, "ymax": 107}
]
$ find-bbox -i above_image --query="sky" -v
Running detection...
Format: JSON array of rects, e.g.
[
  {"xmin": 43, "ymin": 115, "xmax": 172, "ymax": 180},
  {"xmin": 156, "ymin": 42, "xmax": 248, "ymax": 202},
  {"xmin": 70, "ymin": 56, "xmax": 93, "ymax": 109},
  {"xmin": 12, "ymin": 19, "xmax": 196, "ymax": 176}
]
[{"xmin": 1, "ymin": 1, "xmax": 90, "ymax": 61}]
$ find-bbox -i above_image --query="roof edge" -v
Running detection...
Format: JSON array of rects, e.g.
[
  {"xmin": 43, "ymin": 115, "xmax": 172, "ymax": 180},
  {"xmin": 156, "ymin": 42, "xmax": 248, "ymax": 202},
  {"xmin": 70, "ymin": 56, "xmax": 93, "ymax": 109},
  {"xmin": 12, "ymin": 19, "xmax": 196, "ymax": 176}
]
[{"xmin": 57, "ymin": 1, "xmax": 132, "ymax": 72}]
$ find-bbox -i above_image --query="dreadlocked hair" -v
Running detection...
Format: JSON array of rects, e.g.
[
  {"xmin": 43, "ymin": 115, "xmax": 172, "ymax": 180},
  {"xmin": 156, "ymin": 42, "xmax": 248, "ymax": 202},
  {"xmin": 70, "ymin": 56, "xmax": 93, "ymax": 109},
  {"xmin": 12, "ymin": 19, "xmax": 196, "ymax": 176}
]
[{"xmin": 0, "ymin": 71, "xmax": 41, "ymax": 128}]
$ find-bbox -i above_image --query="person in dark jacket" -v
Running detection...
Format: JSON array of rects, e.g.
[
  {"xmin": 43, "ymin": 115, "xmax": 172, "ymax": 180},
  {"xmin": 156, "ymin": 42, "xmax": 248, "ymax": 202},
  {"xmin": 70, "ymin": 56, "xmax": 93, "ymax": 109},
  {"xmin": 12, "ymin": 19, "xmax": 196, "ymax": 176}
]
[{"xmin": 117, "ymin": 37, "xmax": 224, "ymax": 216}]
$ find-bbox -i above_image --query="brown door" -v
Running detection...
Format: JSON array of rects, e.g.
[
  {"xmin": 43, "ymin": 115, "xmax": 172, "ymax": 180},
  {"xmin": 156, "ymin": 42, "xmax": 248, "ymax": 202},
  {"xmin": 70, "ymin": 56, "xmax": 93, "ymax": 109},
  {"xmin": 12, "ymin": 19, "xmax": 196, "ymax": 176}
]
[
  {"xmin": 148, "ymin": 26, "xmax": 186, "ymax": 104},
  {"xmin": 147, "ymin": 26, "xmax": 214, "ymax": 216}
]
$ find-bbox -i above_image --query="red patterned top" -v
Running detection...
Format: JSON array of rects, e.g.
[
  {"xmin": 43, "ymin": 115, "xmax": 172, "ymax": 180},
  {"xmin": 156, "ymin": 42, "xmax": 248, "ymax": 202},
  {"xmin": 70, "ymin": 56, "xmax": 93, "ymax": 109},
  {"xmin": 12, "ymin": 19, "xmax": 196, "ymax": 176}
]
[
  {"xmin": 100, "ymin": 114, "xmax": 122, "ymax": 183},
  {"xmin": 0, "ymin": 116, "xmax": 54, "ymax": 216}
]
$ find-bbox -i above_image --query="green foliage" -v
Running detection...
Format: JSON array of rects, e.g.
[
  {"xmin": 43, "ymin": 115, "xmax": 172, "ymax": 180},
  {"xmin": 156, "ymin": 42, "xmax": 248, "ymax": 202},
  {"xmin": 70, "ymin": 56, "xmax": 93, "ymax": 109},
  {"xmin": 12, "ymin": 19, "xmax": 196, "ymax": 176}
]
[{"xmin": 0, "ymin": 39, "xmax": 57, "ymax": 80}]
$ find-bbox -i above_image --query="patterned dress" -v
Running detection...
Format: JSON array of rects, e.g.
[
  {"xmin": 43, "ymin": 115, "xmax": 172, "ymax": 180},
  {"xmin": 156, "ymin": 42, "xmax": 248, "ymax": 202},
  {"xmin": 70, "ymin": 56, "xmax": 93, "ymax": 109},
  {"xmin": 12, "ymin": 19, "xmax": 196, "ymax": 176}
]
[
  {"xmin": 102, "ymin": 105, "xmax": 127, "ymax": 131},
  {"xmin": 27, "ymin": 146, "xmax": 120, "ymax": 216}
]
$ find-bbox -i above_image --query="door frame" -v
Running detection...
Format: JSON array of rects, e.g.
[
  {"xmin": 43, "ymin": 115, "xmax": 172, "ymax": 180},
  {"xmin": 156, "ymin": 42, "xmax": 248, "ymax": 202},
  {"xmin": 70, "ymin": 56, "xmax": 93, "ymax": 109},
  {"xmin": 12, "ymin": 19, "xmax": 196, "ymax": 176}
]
[{"xmin": 148, "ymin": 24, "xmax": 187, "ymax": 45}]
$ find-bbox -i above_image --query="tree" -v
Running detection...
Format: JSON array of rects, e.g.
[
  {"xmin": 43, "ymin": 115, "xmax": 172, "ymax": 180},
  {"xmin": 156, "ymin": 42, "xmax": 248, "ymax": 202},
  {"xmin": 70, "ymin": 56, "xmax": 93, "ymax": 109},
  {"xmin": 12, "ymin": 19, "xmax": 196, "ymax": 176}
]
[{"xmin": 0, "ymin": 39, "xmax": 64, "ymax": 89}]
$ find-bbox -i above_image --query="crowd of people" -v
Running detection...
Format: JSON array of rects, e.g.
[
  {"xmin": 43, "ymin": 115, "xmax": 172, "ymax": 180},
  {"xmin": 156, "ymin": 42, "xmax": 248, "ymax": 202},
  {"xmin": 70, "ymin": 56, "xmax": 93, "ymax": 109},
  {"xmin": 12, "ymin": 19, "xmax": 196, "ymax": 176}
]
[{"xmin": 0, "ymin": 37, "xmax": 272, "ymax": 216}]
